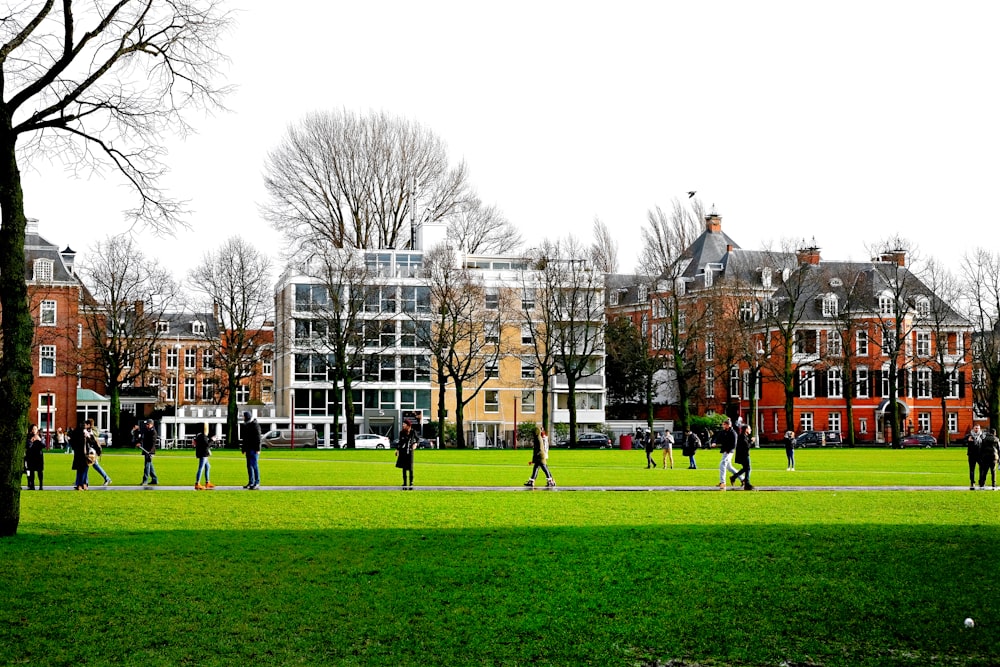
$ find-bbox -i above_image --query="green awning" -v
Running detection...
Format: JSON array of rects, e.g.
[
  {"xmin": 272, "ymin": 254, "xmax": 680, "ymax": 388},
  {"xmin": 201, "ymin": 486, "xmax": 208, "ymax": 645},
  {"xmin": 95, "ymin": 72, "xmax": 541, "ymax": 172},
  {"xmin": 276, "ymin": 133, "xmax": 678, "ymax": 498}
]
[{"xmin": 77, "ymin": 389, "xmax": 109, "ymax": 403}]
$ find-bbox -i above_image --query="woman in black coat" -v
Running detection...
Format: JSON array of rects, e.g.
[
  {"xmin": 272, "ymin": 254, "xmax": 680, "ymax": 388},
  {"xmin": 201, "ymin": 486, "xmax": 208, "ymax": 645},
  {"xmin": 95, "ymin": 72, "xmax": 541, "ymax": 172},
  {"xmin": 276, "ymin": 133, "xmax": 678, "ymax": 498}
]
[
  {"xmin": 731, "ymin": 424, "xmax": 755, "ymax": 490},
  {"xmin": 681, "ymin": 429, "xmax": 700, "ymax": 469},
  {"xmin": 70, "ymin": 424, "xmax": 90, "ymax": 490},
  {"xmin": 394, "ymin": 420, "xmax": 417, "ymax": 488},
  {"xmin": 25, "ymin": 424, "xmax": 45, "ymax": 490},
  {"xmin": 783, "ymin": 430, "xmax": 796, "ymax": 471}
]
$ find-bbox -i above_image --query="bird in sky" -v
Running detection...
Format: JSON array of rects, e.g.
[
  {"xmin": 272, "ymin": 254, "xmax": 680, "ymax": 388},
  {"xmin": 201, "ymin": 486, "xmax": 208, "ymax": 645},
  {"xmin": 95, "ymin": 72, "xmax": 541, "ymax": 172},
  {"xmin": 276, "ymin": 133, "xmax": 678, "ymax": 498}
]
[{"xmin": 687, "ymin": 191, "xmax": 696, "ymax": 198}]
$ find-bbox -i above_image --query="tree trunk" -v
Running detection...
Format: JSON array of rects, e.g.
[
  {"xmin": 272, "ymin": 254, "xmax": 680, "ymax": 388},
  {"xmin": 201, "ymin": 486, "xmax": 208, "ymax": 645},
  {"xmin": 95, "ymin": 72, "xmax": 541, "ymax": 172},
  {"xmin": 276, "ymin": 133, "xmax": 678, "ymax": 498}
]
[
  {"xmin": 344, "ymin": 376, "xmax": 356, "ymax": 448},
  {"xmin": 226, "ymin": 375, "xmax": 239, "ymax": 448},
  {"xmin": 455, "ymin": 383, "xmax": 466, "ymax": 449},
  {"xmin": 436, "ymin": 366, "xmax": 447, "ymax": 448},
  {"xmin": 0, "ymin": 122, "xmax": 33, "ymax": 537}
]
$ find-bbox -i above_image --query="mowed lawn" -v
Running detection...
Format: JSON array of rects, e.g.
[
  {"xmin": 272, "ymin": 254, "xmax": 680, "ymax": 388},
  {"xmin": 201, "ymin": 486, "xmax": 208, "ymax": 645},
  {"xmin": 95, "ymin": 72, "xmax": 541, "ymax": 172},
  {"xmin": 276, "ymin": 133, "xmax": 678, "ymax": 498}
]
[{"xmin": 4, "ymin": 448, "xmax": 998, "ymax": 666}]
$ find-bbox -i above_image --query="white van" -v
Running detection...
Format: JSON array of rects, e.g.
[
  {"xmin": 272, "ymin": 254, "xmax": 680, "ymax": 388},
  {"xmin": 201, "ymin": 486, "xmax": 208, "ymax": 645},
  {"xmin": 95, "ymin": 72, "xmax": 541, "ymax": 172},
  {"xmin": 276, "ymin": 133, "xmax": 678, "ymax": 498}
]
[{"xmin": 262, "ymin": 429, "xmax": 318, "ymax": 448}]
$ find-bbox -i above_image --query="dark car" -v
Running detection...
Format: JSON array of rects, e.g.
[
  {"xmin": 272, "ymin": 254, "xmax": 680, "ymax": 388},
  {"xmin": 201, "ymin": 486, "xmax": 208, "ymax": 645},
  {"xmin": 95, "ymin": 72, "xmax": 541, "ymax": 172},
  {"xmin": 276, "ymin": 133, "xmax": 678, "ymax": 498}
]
[
  {"xmin": 898, "ymin": 433, "xmax": 937, "ymax": 448},
  {"xmin": 568, "ymin": 433, "xmax": 612, "ymax": 449},
  {"xmin": 794, "ymin": 430, "xmax": 843, "ymax": 447}
]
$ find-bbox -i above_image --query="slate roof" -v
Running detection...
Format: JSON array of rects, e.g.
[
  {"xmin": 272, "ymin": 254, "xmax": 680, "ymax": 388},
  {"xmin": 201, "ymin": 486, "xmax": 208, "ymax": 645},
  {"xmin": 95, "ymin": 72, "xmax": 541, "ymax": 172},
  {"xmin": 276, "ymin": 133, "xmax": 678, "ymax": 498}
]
[{"xmin": 24, "ymin": 227, "xmax": 79, "ymax": 284}]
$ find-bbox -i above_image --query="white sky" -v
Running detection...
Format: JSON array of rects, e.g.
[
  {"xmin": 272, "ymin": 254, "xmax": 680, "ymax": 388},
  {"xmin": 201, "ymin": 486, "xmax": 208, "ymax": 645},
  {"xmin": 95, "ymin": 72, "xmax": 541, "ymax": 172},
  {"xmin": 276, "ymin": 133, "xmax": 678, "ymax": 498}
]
[{"xmin": 20, "ymin": 0, "xmax": 1000, "ymax": 285}]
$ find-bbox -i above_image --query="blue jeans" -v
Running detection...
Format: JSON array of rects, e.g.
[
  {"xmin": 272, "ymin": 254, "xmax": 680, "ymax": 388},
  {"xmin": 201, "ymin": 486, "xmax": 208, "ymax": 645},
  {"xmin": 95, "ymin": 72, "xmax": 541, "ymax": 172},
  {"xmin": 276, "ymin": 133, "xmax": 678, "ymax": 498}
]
[
  {"xmin": 143, "ymin": 459, "xmax": 158, "ymax": 483},
  {"xmin": 74, "ymin": 469, "xmax": 89, "ymax": 487},
  {"xmin": 529, "ymin": 462, "xmax": 552, "ymax": 481},
  {"xmin": 92, "ymin": 461, "xmax": 110, "ymax": 483},
  {"xmin": 196, "ymin": 457, "xmax": 211, "ymax": 483},
  {"xmin": 245, "ymin": 451, "xmax": 260, "ymax": 486}
]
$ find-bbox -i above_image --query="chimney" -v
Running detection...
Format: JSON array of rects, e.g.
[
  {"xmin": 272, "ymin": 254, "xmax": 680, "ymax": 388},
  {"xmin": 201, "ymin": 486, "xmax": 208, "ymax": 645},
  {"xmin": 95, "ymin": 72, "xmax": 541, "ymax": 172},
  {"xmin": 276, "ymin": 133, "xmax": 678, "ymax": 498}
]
[
  {"xmin": 60, "ymin": 246, "xmax": 76, "ymax": 275},
  {"xmin": 796, "ymin": 245, "xmax": 821, "ymax": 265},
  {"xmin": 726, "ymin": 244, "xmax": 733, "ymax": 253},
  {"xmin": 705, "ymin": 212, "xmax": 722, "ymax": 233},
  {"xmin": 134, "ymin": 300, "xmax": 144, "ymax": 317},
  {"xmin": 26, "ymin": 217, "xmax": 38, "ymax": 235}
]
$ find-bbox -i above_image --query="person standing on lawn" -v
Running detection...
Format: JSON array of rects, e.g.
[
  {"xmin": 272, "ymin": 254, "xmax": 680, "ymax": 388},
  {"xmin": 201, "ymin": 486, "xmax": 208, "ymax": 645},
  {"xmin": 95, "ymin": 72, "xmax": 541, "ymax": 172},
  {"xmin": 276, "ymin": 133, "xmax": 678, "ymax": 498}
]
[
  {"xmin": 967, "ymin": 425, "xmax": 984, "ymax": 490},
  {"xmin": 137, "ymin": 419, "xmax": 159, "ymax": 485},
  {"xmin": 55, "ymin": 426, "xmax": 69, "ymax": 454},
  {"xmin": 661, "ymin": 430, "xmax": 674, "ymax": 469},
  {"xmin": 977, "ymin": 428, "xmax": 1000, "ymax": 490},
  {"xmin": 194, "ymin": 423, "xmax": 215, "ymax": 490},
  {"xmin": 70, "ymin": 424, "xmax": 90, "ymax": 490},
  {"xmin": 524, "ymin": 425, "xmax": 556, "ymax": 488},
  {"xmin": 241, "ymin": 411, "xmax": 262, "ymax": 489},
  {"xmin": 25, "ymin": 424, "xmax": 45, "ymax": 490},
  {"xmin": 643, "ymin": 429, "xmax": 657, "ymax": 468},
  {"xmin": 681, "ymin": 428, "xmax": 700, "ymax": 469},
  {"xmin": 731, "ymin": 424, "xmax": 755, "ymax": 491},
  {"xmin": 712, "ymin": 418, "xmax": 739, "ymax": 490},
  {"xmin": 783, "ymin": 430, "xmax": 796, "ymax": 471},
  {"xmin": 395, "ymin": 418, "xmax": 418, "ymax": 488}
]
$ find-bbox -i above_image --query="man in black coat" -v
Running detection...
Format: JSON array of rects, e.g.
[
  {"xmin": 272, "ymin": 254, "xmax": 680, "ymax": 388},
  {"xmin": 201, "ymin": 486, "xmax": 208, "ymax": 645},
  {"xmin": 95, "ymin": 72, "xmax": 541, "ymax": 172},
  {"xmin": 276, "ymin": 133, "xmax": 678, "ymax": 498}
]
[
  {"xmin": 241, "ymin": 411, "xmax": 262, "ymax": 489},
  {"xmin": 977, "ymin": 428, "xmax": 1000, "ymax": 490},
  {"xmin": 712, "ymin": 418, "xmax": 739, "ymax": 490}
]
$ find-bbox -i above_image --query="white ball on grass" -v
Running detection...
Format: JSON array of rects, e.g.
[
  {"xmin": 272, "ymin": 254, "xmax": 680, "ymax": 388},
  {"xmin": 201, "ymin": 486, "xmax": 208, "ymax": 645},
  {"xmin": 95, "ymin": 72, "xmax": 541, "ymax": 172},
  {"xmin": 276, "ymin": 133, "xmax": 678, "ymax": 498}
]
[{"xmin": 964, "ymin": 618, "xmax": 975, "ymax": 628}]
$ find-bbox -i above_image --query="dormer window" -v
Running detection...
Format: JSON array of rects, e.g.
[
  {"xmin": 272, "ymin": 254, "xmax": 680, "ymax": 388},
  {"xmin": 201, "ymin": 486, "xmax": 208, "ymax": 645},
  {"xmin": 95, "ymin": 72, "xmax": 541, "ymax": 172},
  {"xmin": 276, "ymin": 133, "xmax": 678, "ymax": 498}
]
[
  {"xmin": 878, "ymin": 292, "xmax": 895, "ymax": 316},
  {"xmin": 609, "ymin": 291, "xmax": 619, "ymax": 306},
  {"xmin": 637, "ymin": 285, "xmax": 648, "ymax": 302},
  {"xmin": 822, "ymin": 294, "xmax": 838, "ymax": 317},
  {"xmin": 157, "ymin": 321, "xmax": 170, "ymax": 334},
  {"xmin": 915, "ymin": 297, "xmax": 930, "ymax": 318},
  {"xmin": 761, "ymin": 268, "xmax": 772, "ymax": 289},
  {"xmin": 191, "ymin": 321, "xmax": 206, "ymax": 335},
  {"xmin": 33, "ymin": 258, "xmax": 54, "ymax": 282}
]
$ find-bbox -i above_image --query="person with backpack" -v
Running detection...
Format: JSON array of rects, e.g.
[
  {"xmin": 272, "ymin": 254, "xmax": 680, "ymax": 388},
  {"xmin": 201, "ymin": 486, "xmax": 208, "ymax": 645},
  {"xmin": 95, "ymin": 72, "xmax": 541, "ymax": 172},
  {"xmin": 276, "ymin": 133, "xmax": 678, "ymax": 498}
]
[
  {"xmin": 967, "ymin": 425, "xmax": 984, "ymax": 490},
  {"xmin": 681, "ymin": 428, "xmax": 701, "ymax": 469},
  {"xmin": 977, "ymin": 428, "xmax": 1000, "ymax": 490}
]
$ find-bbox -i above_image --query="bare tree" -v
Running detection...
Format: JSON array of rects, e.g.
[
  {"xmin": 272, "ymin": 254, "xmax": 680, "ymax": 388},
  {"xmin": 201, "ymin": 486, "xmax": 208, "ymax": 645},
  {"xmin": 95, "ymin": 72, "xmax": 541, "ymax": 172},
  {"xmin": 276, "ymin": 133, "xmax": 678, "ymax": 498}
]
[
  {"xmin": 76, "ymin": 235, "xmax": 180, "ymax": 438},
  {"xmin": 262, "ymin": 109, "xmax": 470, "ymax": 254},
  {"xmin": 0, "ymin": 1, "xmax": 231, "ymax": 535},
  {"xmin": 536, "ymin": 237, "xmax": 605, "ymax": 445},
  {"xmin": 590, "ymin": 217, "xmax": 618, "ymax": 274},
  {"xmin": 188, "ymin": 237, "xmax": 273, "ymax": 446},
  {"xmin": 963, "ymin": 248, "xmax": 1000, "ymax": 432},
  {"xmin": 422, "ymin": 245, "xmax": 514, "ymax": 448},
  {"xmin": 447, "ymin": 195, "xmax": 522, "ymax": 255},
  {"xmin": 639, "ymin": 198, "xmax": 705, "ymax": 278}
]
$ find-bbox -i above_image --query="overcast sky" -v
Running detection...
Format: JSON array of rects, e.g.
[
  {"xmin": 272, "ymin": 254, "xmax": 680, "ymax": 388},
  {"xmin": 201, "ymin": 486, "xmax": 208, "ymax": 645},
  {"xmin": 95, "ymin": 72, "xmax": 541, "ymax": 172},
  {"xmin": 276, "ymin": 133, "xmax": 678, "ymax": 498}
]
[{"xmin": 20, "ymin": 1, "xmax": 1000, "ymax": 286}]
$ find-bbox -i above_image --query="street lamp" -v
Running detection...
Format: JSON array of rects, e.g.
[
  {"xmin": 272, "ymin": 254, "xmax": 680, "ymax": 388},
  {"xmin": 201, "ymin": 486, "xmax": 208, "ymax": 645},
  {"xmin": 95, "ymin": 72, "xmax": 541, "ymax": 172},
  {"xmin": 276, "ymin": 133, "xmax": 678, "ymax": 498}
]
[{"xmin": 173, "ymin": 337, "xmax": 181, "ymax": 449}]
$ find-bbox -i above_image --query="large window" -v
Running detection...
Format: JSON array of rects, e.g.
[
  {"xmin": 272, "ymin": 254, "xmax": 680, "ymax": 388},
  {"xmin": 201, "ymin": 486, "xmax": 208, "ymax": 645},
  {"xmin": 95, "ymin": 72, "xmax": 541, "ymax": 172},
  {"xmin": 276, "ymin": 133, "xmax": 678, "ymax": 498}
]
[
  {"xmin": 916, "ymin": 367, "xmax": 932, "ymax": 398},
  {"xmin": 826, "ymin": 331, "xmax": 842, "ymax": 357},
  {"xmin": 828, "ymin": 411, "xmax": 841, "ymax": 433},
  {"xmin": 485, "ymin": 361, "xmax": 499, "ymax": 379},
  {"xmin": 184, "ymin": 348, "xmax": 196, "ymax": 369},
  {"xmin": 799, "ymin": 369, "xmax": 815, "ymax": 398},
  {"xmin": 856, "ymin": 367, "xmax": 869, "ymax": 398},
  {"xmin": 295, "ymin": 284, "xmax": 328, "ymax": 311},
  {"xmin": 822, "ymin": 294, "xmax": 838, "ymax": 317},
  {"xmin": 917, "ymin": 412, "xmax": 930, "ymax": 433},
  {"xmin": 184, "ymin": 377, "xmax": 195, "ymax": 402},
  {"xmin": 916, "ymin": 331, "xmax": 931, "ymax": 357},
  {"xmin": 39, "ymin": 345, "xmax": 56, "ymax": 376},
  {"xmin": 799, "ymin": 412, "xmax": 814, "ymax": 432},
  {"xmin": 201, "ymin": 379, "xmax": 214, "ymax": 402},
  {"xmin": 878, "ymin": 293, "xmax": 895, "ymax": 315},
  {"xmin": 380, "ymin": 321, "xmax": 397, "ymax": 347},
  {"xmin": 856, "ymin": 330, "xmax": 869, "ymax": 356},
  {"xmin": 705, "ymin": 367, "xmax": 714, "ymax": 398},
  {"xmin": 827, "ymin": 368, "xmax": 843, "ymax": 398},
  {"xmin": 484, "ymin": 390, "xmax": 499, "ymax": 413},
  {"xmin": 521, "ymin": 390, "xmax": 535, "ymax": 413},
  {"xmin": 33, "ymin": 258, "xmax": 54, "ymax": 282},
  {"xmin": 521, "ymin": 356, "xmax": 536, "ymax": 380},
  {"xmin": 40, "ymin": 300, "xmax": 56, "ymax": 326},
  {"xmin": 166, "ymin": 347, "xmax": 178, "ymax": 370},
  {"xmin": 294, "ymin": 353, "xmax": 329, "ymax": 382}
]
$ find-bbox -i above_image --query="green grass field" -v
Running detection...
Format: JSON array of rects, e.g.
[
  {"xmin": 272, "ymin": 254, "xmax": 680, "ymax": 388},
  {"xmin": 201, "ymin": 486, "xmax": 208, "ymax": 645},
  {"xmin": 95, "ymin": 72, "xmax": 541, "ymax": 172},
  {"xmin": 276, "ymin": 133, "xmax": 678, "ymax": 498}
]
[{"xmin": 3, "ymin": 448, "xmax": 998, "ymax": 666}]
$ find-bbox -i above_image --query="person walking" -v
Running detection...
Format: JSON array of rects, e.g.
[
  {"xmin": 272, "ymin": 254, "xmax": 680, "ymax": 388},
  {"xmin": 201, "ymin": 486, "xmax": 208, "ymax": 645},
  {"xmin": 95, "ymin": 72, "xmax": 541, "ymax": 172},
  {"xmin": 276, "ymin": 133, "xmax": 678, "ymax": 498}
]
[
  {"xmin": 395, "ymin": 419, "xmax": 418, "ymax": 488},
  {"xmin": 713, "ymin": 418, "xmax": 739, "ymax": 490},
  {"xmin": 783, "ymin": 430, "xmax": 796, "ymax": 471},
  {"xmin": 55, "ymin": 427, "xmax": 69, "ymax": 454},
  {"xmin": 241, "ymin": 411, "xmax": 262, "ymax": 489},
  {"xmin": 643, "ymin": 429, "xmax": 657, "ymax": 468},
  {"xmin": 85, "ymin": 419, "xmax": 112, "ymax": 486},
  {"xmin": 524, "ymin": 426, "xmax": 556, "ymax": 488},
  {"xmin": 194, "ymin": 423, "xmax": 214, "ymax": 490},
  {"xmin": 25, "ymin": 424, "xmax": 45, "ymax": 490},
  {"xmin": 137, "ymin": 419, "xmax": 159, "ymax": 485},
  {"xmin": 70, "ymin": 424, "xmax": 90, "ymax": 490},
  {"xmin": 681, "ymin": 428, "xmax": 700, "ymax": 469},
  {"xmin": 967, "ymin": 425, "xmax": 984, "ymax": 490},
  {"xmin": 731, "ymin": 424, "xmax": 755, "ymax": 490},
  {"xmin": 977, "ymin": 428, "xmax": 1000, "ymax": 490},
  {"xmin": 661, "ymin": 430, "xmax": 675, "ymax": 469}
]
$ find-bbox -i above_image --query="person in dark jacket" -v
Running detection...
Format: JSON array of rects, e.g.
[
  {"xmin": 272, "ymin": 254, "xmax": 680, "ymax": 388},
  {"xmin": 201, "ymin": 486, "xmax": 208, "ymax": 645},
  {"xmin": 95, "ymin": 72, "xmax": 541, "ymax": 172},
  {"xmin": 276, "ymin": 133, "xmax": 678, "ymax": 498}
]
[
  {"xmin": 967, "ymin": 425, "xmax": 984, "ymax": 491},
  {"xmin": 394, "ymin": 419, "xmax": 418, "ymax": 488},
  {"xmin": 194, "ymin": 422, "xmax": 214, "ymax": 490},
  {"xmin": 643, "ymin": 430, "xmax": 657, "ymax": 468},
  {"xmin": 783, "ymin": 430, "xmax": 796, "ymax": 471},
  {"xmin": 712, "ymin": 418, "xmax": 739, "ymax": 490},
  {"xmin": 524, "ymin": 426, "xmax": 556, "ymax": 488},
  {"xmin": 241, "ymin": 411, "xmax": 262, "ymax": 489},
  {"xmin": 25, "ymin": 424, "xmax": 45, "ymax": 490},
  {"xmin": 731, "ymin": 424, "xmax": 755, "ymax": 491},
  {"xmin": 977, "ymin": 428, "xmax": 1000, "ymax": 490},
  {"xmin": 681, "ymin": 428, "xmax": 700, "ymax": 469},
  {"xmin": 70, "ymin": 424, "xmax": 90, "ymax": 490},
  {"xmin": 137, "ymin": 419, "xmax": 159, "ymax": 485}
]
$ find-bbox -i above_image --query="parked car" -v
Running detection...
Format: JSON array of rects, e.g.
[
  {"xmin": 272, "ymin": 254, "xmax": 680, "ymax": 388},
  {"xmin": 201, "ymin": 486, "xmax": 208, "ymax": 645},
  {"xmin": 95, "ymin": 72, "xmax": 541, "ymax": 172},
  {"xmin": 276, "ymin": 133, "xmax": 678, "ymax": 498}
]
[
  {"xmin": 340, "ymin": 433, "xmax": 392, "ymax": 449},
  {"xmin": 568, "ymin": 433, "xmax": 612, "ymax": 449},
  {"xmin": 794, "ymin": 430, "xmax": 842, "ymax": 447},
  {"xmin": 898, "ymin": 433, "xmax": 937, "ymax": 448},
  {"xmin": 263, "ymin": 429, "xmax": 318, "ymax": 448}
]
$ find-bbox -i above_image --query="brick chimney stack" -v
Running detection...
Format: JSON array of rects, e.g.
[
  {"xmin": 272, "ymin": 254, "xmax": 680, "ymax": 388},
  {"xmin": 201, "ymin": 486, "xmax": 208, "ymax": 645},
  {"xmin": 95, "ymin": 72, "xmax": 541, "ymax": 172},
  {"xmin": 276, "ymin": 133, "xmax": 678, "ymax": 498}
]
[
  {"xmin": 796, "ymin": 246, "xmax": 821, "ymax": 265},
  {"xmin": 705, "ymin": 213, "xmax": 722, "ymax": 233}
]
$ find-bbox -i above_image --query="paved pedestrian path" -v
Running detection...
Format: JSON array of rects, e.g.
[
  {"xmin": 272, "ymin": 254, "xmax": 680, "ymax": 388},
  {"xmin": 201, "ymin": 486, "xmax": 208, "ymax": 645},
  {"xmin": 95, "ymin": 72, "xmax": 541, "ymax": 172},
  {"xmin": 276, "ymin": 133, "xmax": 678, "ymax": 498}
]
[{"xmin": 39, "ymin": 484, "xmax": 987, "ymax": 492}]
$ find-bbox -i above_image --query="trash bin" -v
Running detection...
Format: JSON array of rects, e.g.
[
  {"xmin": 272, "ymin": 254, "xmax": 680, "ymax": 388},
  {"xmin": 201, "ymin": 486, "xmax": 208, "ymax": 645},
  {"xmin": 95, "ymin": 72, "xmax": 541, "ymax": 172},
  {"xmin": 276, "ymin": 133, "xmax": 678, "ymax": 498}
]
[{"xmin": 620, "ymin": 434, "xmax": 632, "ymax": 450}]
